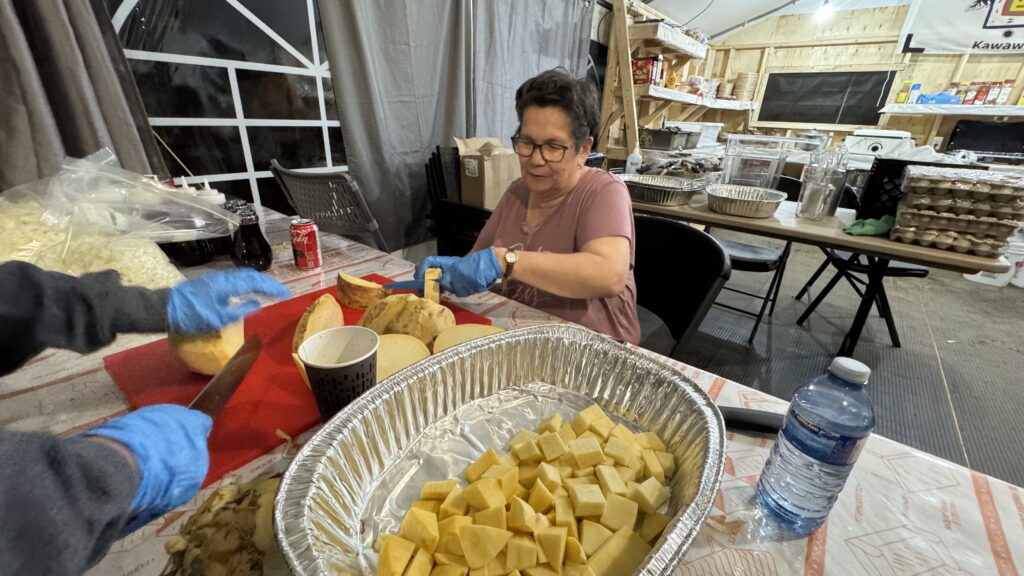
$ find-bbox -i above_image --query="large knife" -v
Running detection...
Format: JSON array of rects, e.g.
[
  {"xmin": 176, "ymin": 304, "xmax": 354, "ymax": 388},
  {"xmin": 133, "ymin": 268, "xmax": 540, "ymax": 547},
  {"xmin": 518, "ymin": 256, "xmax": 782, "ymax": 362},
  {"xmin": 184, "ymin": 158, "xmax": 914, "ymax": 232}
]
[{"xmin": 188, "ymin": 335, "xmax": 262, "ymax": 418}]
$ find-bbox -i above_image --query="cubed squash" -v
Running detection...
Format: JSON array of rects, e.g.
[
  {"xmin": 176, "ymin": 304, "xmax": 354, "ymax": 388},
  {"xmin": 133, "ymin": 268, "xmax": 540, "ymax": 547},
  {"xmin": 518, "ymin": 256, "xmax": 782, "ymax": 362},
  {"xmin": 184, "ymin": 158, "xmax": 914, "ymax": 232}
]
[
  {"xmin": 641, "ymin": 450, "xmax": 665, "ymax": 484},
  {"xmin": 475, "ymin": 505, "xmax": 507, "ymax": 531},
  {"xmin": 499, "ymin": 453, "xmax": 520, "ymax": 469},
  {"xmin": 379, "ymin": 535, "xmax": 417, "ymax": 576},
  {"xmin": 568, "ymin": 438, "xmax": 604, "ymax": 469},
  {"xmin": 573, "ymin": 467, "xmax": 595, "ymax": 478},
  {"xmin": 564, "ymin": 477, "xmax": 599, "ymax": 488},
  {"xmin": 439, "ymin": 516, "xmax": 473, "ymax": 542},
  {"xmin": 629, "ymin": 477, "xmax": 669, "ymax": 514},
  {"xmin": 466, "ymin": 449, "xmax": 501, "ymax": 484},
  {"xmin": 553, "ymin": 496, "xmax": 575, "ymax": 532},
  {"xmin": 565, "ymin": 537, "xmax": 587, "ymax": 564},
  {"xmin": 537, "ymin": 432, "xmax": 568, "ymax": 462},
  {"xmin": 404, "ymin": 548, "xmax": 434, "ymax": 576},
  {"xmin": 633, "ymin": 431, "xmax": 666, "ymax": 451},
  {"xmin": 431, "ymin": 565, "xmax": 469, "ymax": 576},
  {"xmin": 639, "ymin": 511, "xmax": 672, "ymax": 543},
  {"xmin": 483, "ymin": 465, "xmax": 519, "ymax": 501},
  {"xmin": 594, "ymin": 465, "xmax": 627, "ymax": 497},
  {"xmin": 579, "ymin": 520, "xmax": 612, "ymax": 557},
  {"xmin": 513, "ymin": 483, "xmax": 528, "ymax": 501},
  {"xmin": 601, "ymin": 438, "xmax": 633, "ymax": 466},
  {"xmin": 536, "ymin": 462, "xmax": 562, "ymax": 491},
  {"xmin": 509, "ymin": 496, "xmax": 536, "ymax": 533},
  {"xmin": 458, "ymin": 525, "xmax": 512, "ymax": 569},
  {"xmin": 539, "ymin": 414, "xmax": 563, "ymax": 434},
  {"xmin": 518, "ymin": 464, "xmax": 539, "ymax": 489},
  {"xmin": 435, "ymin": 553, "xmax": 469, "ymax": 568},
  {"xmin": 412, "ymin": 500, "xmax": 442, "ymax": 514},
  {"xmin": 598, "ymin": 493, "xmax": 638, "ymax": 532},
  {"xmin": 512, "ymin": 440, "xmax": 544, "ymax": 464},
  {"xmin": 464, "ymin": 478, "xmax": 507, "ymax": 511},
  {"xmin": 588, "ymin": 416, "xmax": 614, "ymax": 441},
  {"xmin": 422, "ymin": 480, "xmax": 460, "ymax": 500},
  {"xmin": 557, "ymin": 424, "xmax": 577, "ymax": 445},
  {"xmin": 527, "ymin": 479, "xmax": 554, "ymax": 513},
  {"xmin": 505, "ymin": 535, "xmax": 538, "ymax": 572},
  {"xmin": 569, "ymin": 484, "xmax": 606, "ymax": 518},
  {"xmin": 654, "ymin": 451, "xmax": 675, "ymax": 479},
  {"xmin": 534, "ymin": 527, "xmax": 567, "ymax": 572},
  {"xmin": 440, "ymin": 487, "xmax": 469, "ymax": 519},
  {"xmin": 585, "ymin": 528, "xmax": 651, "ymax": 576},
  {"xmin": 400, "ymin": 508, "xmax": 440, "ymax": 553},
  {"xmin": 510, "ymin": 429, "xmax": 540, "ymax": 448}
]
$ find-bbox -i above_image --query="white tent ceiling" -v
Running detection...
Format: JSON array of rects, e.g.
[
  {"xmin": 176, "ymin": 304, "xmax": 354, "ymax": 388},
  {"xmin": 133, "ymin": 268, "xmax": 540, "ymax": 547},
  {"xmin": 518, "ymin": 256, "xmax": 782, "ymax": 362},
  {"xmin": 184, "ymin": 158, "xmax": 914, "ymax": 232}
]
[{"xmin": 647, "ymin": 0, "xmax": 909, "ymax": 40}]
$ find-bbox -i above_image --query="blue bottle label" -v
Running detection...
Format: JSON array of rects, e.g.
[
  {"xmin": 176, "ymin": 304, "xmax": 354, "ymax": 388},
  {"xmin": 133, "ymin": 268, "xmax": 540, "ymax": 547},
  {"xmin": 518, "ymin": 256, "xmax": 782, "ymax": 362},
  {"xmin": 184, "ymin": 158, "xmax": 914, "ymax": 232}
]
[{"xmin": 783, "ymin": 410, "xmax": 867, "ymax": 466}]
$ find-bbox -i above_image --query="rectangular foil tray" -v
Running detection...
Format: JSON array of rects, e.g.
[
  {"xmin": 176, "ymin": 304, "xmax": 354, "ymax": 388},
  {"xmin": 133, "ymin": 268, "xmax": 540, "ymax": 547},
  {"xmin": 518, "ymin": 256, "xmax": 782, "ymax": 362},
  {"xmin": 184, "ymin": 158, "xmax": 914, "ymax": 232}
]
[{"xmin": 275, "ymin": 324, "xmax": 726, "ymax": 575}]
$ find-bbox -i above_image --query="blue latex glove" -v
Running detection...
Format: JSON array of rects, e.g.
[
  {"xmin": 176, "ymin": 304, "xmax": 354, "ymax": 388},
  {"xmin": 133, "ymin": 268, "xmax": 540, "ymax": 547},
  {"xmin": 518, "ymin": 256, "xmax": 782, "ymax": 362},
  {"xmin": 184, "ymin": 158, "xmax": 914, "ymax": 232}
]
[
  {"xmin": 415, "ymin": 247, "xmax": 503, "ymax": 297},
  {"xmin": 168, "ymin": 269, "xmax": 290, "ymax": 333},
  {"xmin": 83, "ymin": 404, "xmax": 213, "ymax": 533}
]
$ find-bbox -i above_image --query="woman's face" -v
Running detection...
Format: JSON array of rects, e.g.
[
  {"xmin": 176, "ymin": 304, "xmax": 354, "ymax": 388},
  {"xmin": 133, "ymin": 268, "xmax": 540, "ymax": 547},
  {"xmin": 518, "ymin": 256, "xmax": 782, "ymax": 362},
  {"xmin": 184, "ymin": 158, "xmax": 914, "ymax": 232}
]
[{"xmin": 516, "ymin": 106, "xmax": 592, "ymax": 196}]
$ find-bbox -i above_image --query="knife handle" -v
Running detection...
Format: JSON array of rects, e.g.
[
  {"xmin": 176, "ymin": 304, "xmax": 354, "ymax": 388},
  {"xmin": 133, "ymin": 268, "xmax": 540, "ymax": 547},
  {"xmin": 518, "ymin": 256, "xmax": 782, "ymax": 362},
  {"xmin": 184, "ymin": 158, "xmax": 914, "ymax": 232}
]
[{"xmin": 719, "ymin": 406, "xmax": 785, "ymax": 435}]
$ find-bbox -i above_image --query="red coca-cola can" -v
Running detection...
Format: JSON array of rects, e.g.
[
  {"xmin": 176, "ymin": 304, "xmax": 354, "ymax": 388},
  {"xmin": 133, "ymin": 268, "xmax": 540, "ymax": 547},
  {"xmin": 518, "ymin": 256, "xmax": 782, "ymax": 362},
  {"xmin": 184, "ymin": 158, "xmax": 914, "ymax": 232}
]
[{"xmin": 290, "ymin": 218, "xmax": 322, "ymax": 270}]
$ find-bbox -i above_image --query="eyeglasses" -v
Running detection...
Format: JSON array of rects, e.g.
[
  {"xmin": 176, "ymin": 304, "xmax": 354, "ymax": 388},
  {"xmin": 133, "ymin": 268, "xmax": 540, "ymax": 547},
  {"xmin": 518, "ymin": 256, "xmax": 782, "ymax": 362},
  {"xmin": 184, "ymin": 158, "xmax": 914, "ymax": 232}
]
[{"xmin": 511, "ymin": 136, "xmax": 570, "ymax": 163}]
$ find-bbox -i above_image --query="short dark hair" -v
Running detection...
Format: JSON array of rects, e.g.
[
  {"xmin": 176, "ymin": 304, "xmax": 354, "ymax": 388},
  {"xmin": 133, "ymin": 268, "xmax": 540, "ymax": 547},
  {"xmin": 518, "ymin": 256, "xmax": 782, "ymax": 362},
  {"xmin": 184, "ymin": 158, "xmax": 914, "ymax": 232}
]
[{"xmin": 514, "ymin": 69, "xmax": 599, "ymax": 150}]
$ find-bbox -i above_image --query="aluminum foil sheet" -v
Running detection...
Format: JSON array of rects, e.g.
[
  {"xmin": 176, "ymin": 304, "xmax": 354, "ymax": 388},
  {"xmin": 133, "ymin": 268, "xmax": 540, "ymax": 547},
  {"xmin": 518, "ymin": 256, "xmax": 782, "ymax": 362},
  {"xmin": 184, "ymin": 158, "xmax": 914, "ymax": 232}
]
[{"xmin": 275, "ymin": 324, "xmax": 725, "ymax": 575}]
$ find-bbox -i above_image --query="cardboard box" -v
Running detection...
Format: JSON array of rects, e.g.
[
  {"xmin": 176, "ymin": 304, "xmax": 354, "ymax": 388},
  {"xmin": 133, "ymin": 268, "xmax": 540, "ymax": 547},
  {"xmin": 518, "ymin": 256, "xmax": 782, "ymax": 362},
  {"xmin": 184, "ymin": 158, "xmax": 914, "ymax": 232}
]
[{"xmin": 455, "ymin": 137, "xmax": 521, "ymax": 210}]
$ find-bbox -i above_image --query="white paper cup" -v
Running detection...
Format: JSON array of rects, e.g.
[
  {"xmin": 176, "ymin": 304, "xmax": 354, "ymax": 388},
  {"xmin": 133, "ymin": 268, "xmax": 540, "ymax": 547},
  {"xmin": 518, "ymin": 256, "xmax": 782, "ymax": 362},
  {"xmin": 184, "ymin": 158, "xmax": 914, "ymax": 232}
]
[{"xmin": 298, "ymin": 326, "xmax": 379, "ymax": 420}]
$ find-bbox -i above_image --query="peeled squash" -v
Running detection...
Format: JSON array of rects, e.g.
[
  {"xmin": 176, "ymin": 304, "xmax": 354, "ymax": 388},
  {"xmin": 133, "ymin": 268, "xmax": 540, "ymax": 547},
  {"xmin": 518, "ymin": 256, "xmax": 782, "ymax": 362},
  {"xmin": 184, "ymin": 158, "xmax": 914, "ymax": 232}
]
[
  {"xmin": 424, "ymin": 267, "xmax": 441, "ymax": 304},
  {"xmin": 291, "ymin": 295, "xmax": 346, "ymax": 386},
  {"xmin": 337, "ymin": 273, "xmax": 391, "ymax": 309},
  {"xmin": 292, "ymin": 294, "xmax": 345, "ymax": 353},
  {"xmin": 377, "ymin": 334, "xmax": 430, "ymax": 381},
  {"xmin": 169, "ymin": 320, "xmax": 244, "ymax": 375},
  {"xmin": 358, "ymin": 294, "xmax": 455, "ymax": 346},
  {"xmin": 433, "ymin": 324, "xmax": 505, "ymax": 353}
]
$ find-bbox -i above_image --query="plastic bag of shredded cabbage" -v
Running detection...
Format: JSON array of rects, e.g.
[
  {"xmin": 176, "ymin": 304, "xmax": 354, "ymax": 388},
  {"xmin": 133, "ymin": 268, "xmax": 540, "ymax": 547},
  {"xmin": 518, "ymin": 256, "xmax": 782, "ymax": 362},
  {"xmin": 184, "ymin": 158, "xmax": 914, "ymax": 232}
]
[{"xmin": 0, "ymin": 151, "xmax": 239, "ymax": 289}]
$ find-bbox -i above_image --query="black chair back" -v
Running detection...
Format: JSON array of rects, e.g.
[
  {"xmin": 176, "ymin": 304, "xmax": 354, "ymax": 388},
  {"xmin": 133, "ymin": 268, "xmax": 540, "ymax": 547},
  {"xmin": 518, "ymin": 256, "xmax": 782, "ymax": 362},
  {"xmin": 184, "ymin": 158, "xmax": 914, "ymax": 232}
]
[
  {"xmin": 271, "ymin": 159, "xmax": 389, "ymax": 251},
  {"xmin": 776, "ymin": 175, "xmax": 803, "ymax": 201},
  {"xmin": 634, "ymin": 215, "xmax": 731, "ymax": 347}
]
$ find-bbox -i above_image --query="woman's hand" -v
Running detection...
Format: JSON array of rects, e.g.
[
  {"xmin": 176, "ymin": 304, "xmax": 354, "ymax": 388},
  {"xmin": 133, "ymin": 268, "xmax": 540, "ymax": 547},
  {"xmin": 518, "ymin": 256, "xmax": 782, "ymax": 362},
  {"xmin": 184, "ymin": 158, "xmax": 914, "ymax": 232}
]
[{"xmin": 415, "ymin": 248, "xmax": 503, "ymax": 297}]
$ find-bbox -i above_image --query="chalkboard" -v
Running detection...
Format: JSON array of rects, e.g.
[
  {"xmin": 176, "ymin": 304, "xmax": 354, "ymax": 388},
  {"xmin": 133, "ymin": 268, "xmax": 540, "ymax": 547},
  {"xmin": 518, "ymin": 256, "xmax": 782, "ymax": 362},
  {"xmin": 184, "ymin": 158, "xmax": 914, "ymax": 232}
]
[{"xmin": 758, "ymin": 71, "xmax": 896, "ymax": 126}]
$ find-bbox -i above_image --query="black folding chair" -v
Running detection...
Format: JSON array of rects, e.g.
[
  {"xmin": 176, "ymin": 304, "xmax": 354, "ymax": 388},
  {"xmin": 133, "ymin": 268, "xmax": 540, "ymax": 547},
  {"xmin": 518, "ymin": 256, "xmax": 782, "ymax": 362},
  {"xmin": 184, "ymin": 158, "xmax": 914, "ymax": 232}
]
[
  {"xmin": 635, "ymin": 214, "xmax": 731, "ymax": 358},
  {"xmin": 271, "ymin": 159, "xmax": 389, "ymax": 252},
  {"xmin": 710, "ymin": 175, "xmax": 801, "ymax": 343}
]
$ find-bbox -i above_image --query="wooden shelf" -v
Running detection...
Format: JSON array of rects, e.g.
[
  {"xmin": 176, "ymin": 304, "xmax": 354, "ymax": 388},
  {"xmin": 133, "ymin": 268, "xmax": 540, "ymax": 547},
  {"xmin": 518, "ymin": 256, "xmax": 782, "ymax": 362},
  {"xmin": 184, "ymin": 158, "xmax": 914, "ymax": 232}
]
[
  {"xmin": 880, "ymin": 103, "xmax": 1024, "ymax": 117},
  {"xmin": 635, "ymin": 84, "xmax": 758, "ymax": 110},
  {"xmin": 628, "ymin": 22, "xmax": 707, "ymax": 60}
]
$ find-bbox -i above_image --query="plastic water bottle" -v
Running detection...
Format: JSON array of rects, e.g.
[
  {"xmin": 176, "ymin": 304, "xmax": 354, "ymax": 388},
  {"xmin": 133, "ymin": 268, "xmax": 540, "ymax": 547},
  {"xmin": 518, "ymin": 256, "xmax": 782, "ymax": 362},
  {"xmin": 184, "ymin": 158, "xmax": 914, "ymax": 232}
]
[{"xmin": 756, "ymin": 357, "xmax": 874, "ymax": 535}]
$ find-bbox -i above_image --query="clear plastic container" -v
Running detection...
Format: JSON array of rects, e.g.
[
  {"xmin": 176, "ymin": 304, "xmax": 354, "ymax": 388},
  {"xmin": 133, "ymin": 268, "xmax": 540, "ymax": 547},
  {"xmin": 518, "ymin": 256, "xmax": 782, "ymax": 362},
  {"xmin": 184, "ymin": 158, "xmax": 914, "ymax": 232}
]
[{"xmin": 756, "ymin": 357, "xmax": 875, "ymax": 535}]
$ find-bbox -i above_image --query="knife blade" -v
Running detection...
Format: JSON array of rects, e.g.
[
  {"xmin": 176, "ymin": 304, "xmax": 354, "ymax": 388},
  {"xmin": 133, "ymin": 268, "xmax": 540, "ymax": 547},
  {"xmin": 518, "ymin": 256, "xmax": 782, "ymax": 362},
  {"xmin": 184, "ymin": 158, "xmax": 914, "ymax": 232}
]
[
  {"xmin": 188, "ymin": 335, "xmax": 262, "ymax": 418},
  {"xmin": 384, "ymin": 280, "xmax": 422, "ymax": 292}
]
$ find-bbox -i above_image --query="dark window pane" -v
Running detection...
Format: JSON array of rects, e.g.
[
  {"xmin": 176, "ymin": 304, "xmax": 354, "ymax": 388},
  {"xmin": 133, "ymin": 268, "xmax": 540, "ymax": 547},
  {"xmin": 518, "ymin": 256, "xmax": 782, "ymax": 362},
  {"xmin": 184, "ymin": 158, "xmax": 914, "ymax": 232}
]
[
  {"xmin": 247, "ymin": 126, "xmax": 326, "ymax": 171},
  {"xmin": 206, "ymin": 179, "xmax": 255, "ymax": 204},
  {"xmin": 238, "ymin": 0, "xmax": 313, "ymax": 63},
  {"xmin": 129, "ymin": 60, "xmax": 233, "ymax": 118},
  {"xmin": 257, "ymin": 176, "xmax": 297, "ymax": 215},
  {"xmin": 329, "ymin": 128, "xmax": 346, "ymax": 165},
  {"xmin": 116, "ymin": 0, "xmax": 304, "ymax": 67},
  {"xmin": 315, "ymin": 0, "xmax": 327, "ymax": 66},
  {"xmin": 235, "ymin": 70, "xmax": 320, "ymax": 120},
  {"xmin": 323, "ymin": 76, "xmax": 338, "ymax": 120},
  {"xmin": 154, "ymin": 126, "xmax": 247, "ymax": 176}
]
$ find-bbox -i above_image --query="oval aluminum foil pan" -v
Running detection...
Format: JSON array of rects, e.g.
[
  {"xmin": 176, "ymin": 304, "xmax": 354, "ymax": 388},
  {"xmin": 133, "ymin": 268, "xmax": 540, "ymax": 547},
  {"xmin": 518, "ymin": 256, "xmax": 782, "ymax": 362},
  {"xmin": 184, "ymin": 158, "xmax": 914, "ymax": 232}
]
[{"xmin": 274, "ymin": 324, "xmax": 725, "ymax": 575}]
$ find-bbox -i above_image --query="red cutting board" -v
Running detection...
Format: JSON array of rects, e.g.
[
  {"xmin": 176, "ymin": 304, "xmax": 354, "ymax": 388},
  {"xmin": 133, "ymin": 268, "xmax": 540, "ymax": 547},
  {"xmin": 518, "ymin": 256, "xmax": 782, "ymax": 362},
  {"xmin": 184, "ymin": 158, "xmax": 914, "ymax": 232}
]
[{"xmin": 103, "ymin": 274, "xmax": 490, "ymax": 486}]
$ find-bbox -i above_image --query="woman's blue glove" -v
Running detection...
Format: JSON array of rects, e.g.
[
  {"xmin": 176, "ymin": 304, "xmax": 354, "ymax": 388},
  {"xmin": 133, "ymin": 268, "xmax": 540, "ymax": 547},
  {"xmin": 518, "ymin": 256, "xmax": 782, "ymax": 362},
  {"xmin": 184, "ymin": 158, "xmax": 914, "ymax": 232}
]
[
  {"xmin": 415, "ymin": 247, "xmax": 502, "ymax": 297},
  {"xmin": 83, "ymin": 404, "xmax": 213, "ymax": 534},
  {"xmin": 168, "ymin": 269, "xmax": 290, "ymax": 334}
]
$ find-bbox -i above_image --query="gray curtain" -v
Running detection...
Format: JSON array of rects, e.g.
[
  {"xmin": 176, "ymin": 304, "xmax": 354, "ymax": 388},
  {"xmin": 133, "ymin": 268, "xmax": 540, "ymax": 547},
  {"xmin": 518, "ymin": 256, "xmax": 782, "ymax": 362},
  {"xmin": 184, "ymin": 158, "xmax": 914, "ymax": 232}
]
[
  {"xmin": 0, "ymin": 0, "xmax": 166, "ymax": 191},
  {"xmin": 472, "ymin": 0, "xmax": 593, "ymax": 139},
  {"xmin": 319, "ymin": 0, "xmax": 593, "ymax": 250}
]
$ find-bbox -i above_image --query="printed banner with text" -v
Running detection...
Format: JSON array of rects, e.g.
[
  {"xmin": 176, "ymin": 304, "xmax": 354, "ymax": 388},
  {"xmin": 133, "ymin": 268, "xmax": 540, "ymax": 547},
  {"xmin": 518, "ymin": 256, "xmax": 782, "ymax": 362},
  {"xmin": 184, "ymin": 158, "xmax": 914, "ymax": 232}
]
[{"xmin": 902, "ymin": 0, "xmax": 1024, "ymax": 53}]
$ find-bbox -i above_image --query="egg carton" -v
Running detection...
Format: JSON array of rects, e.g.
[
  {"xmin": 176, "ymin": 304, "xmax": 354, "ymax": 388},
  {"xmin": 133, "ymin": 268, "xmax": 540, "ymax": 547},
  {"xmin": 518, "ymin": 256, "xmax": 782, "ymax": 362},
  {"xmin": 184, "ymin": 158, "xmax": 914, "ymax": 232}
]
[
  {"xmin": 902, "ymin": 165, "xmax": 1024, "ymax": 201},
  {"xmin": 895, "ymin": 208, "xmax": 1019, "ymax": 240},
  {"xmin": 901, "ymin": 192, "xmax": 1024, "ymax": 220},
  {"xmin": 890, "ymin": 226, "xmax": 1008, "ymax": 258}
]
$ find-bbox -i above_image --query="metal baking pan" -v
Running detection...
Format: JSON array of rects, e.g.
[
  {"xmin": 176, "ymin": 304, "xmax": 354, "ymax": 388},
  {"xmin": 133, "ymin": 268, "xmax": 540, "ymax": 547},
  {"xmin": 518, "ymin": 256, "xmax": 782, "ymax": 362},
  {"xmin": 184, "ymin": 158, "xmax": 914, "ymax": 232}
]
[
  {"xmin": 274, "ymin": 324, "xmax": 725, "ymax": 575},
  {"xmin": 622, "ymin": 173, "xmax": 705, "ymax": 206}
]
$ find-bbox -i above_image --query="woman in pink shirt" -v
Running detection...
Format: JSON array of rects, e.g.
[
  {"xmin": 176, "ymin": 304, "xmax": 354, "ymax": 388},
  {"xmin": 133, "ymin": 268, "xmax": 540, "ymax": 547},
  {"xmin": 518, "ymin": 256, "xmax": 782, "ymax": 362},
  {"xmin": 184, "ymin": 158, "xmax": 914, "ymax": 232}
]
[{"xmin": 416, "ymin": 70, "xmax": 640, "ymax": 343}]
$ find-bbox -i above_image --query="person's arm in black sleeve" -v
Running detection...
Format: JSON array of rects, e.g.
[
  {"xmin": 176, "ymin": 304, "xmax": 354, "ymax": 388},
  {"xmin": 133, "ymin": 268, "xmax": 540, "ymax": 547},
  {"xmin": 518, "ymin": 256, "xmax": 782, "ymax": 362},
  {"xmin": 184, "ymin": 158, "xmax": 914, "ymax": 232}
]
[
  {"xmin": 0, "ymin": 430, "xmax": 138, "ymax": 575},
  {"xmin": 0, "ymin": 261, "xmax": 169, "ymax": 375}
]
